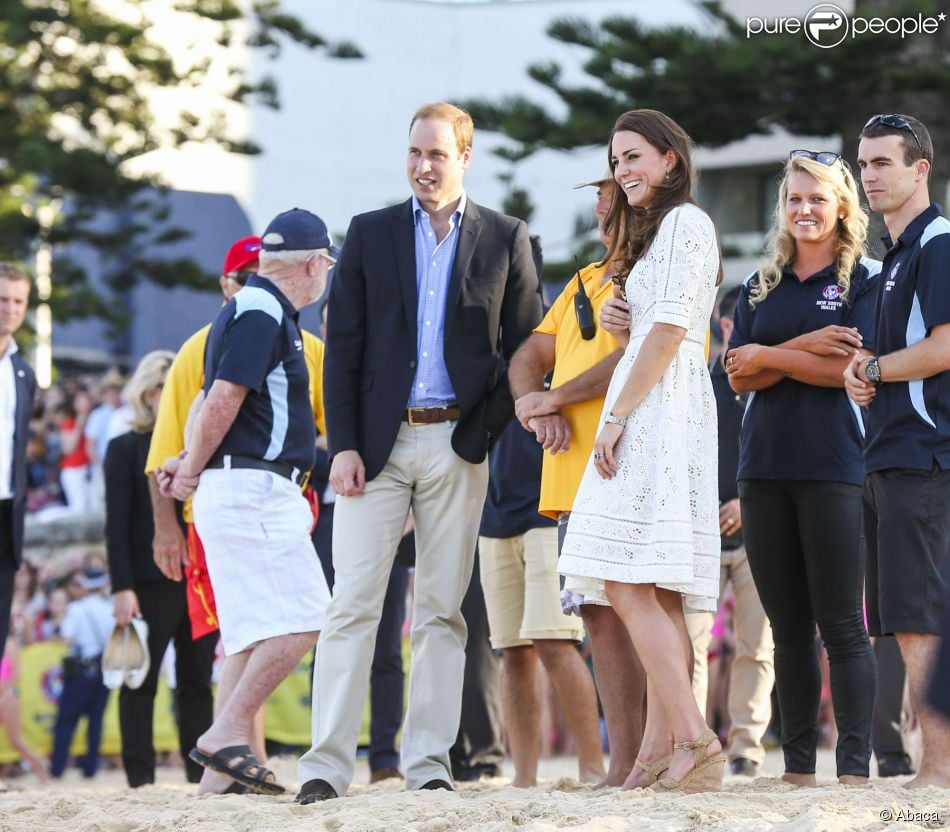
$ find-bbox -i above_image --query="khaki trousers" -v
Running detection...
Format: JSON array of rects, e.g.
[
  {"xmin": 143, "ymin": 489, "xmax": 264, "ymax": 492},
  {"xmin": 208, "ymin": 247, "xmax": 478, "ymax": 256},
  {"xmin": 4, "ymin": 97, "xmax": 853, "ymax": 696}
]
[
  {"xmin": 687, "ymin": 544, "xmax": 775, "ymax": 765},
  {"xmin": 298, "ymin": 422, "xmax": 489, "ymax": 793}
]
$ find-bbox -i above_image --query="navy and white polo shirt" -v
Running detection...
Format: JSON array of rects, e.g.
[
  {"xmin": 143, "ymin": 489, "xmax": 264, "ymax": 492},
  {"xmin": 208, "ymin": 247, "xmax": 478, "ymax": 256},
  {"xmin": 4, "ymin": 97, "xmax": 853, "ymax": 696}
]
[
  {"xmin": 203, "ymin": 275, "xmax": 316, "ymax": 473},
  {"xmin": 730, "ymin": 257, "xmax": 881, "ymax": 485},
  {"xmin": 864, "ymin": 204, "xmax": 950, "ymax": 474}
]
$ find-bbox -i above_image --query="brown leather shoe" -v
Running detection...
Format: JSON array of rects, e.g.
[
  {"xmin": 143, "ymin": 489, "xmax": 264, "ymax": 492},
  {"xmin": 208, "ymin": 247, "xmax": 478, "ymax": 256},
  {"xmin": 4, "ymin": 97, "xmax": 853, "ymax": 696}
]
[
  {"xmin": 370, "ymin": 766, "xmax": 403, "ymax": 783},
  {"xmin": 295, "ymin": 778, "xmax": 338, "ymax": 804}
]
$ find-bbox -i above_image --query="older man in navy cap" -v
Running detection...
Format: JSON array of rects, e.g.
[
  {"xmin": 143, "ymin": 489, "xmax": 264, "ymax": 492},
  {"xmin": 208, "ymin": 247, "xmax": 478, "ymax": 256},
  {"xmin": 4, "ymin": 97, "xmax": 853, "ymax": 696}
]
[{"xmin": 159, "ymin": 208, "xmax": 335, "ymax": 795}]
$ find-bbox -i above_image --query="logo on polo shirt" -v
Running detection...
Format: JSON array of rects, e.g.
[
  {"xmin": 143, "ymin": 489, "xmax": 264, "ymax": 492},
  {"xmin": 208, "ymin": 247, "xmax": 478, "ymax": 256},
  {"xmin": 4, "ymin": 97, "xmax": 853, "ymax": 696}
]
[
  {"xmin": 817, "ymin": 284, "xmax": 843, "ymax": 311},
  {"xmin": 885, "ymin": 261, "xmax": 900, "ymax": 292},
  {"xmin": 294, "ymin": 338, "xmax": 303, "ymax": 351}
]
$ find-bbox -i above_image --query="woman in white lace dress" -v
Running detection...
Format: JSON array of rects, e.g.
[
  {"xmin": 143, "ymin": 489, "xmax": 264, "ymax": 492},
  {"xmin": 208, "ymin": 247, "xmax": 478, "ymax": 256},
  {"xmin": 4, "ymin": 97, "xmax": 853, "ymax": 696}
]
[{"xmin": 559, "ymin": 110, "xmax": 723, "ymax": 793}]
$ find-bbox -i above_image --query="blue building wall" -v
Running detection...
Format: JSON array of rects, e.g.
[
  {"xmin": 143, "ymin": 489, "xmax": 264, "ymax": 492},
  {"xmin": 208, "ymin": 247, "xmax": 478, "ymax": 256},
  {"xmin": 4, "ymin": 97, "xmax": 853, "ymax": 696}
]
[{"xmin": 54, "ymin": 190, "xmax": 253, "ymax": 368}]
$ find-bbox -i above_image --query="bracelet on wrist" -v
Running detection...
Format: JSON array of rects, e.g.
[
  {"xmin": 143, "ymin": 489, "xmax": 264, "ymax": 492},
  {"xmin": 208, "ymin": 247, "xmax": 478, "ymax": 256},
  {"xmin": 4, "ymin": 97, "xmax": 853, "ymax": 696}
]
[{"xmin": 604, "ymin": 411, "xmax": 628, "ymax": 427}]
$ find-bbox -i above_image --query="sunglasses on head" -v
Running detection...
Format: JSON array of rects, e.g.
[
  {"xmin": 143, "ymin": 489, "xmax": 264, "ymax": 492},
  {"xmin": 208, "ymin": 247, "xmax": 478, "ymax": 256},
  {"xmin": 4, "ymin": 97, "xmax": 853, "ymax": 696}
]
[
  {"xmin": 863, "ymin": 114, "xmax": 923, "ymax": 154},
  {"xmin": 789, "ymin": 150, "xmax": 842, "ymax": 167}
]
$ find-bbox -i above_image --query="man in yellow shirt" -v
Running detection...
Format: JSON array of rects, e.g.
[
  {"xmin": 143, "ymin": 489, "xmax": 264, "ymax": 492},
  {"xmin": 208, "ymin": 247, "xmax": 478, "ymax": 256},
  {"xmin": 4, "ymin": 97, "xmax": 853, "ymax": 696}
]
[
  {"xmin": 145, "ymin": 235, "xmax": 327, "ymax": 792},
  {"xmin": 508, "ymin": 174, "xmax": 647, "ymax": 788}
]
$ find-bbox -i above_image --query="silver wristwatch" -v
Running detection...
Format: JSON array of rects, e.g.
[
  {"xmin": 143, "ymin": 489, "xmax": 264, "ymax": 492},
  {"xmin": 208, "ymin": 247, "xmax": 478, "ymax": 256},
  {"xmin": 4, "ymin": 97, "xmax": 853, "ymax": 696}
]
[
  {"xmin": 864, "ymin": 356, "xmax": 882, "ymax": 385},
  {"xmin": 604, "ymin": 411, "xmax": 628, "ymax": 427}
]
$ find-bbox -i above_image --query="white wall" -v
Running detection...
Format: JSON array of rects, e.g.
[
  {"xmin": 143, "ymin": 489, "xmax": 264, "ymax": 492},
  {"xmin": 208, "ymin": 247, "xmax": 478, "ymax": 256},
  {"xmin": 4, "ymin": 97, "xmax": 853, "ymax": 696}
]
[{"xmin": 246, "ymin": 0, "xmax": 713, "ymax": 258}]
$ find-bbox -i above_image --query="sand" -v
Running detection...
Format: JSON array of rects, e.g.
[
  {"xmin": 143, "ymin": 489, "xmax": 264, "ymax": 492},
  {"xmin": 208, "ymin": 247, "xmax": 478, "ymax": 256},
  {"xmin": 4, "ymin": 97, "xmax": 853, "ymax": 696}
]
[{"xmin": 1, "ymin": 750, "xmax": 948, "ymax": 832}]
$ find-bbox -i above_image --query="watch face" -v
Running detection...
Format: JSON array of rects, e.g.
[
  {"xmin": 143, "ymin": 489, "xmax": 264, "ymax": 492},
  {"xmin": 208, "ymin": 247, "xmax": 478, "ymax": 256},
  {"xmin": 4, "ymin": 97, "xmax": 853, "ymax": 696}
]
[{"xmin": 866, "ymin": 359, "xmax": 880, "ymax": 383}]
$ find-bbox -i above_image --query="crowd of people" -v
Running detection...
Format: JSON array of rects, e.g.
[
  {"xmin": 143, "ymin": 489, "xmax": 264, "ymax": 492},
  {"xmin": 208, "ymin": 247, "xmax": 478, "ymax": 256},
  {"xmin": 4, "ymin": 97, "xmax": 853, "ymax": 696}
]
[
  {"xmin": 13, "ymin": 369, "xmax": 129, "ymax": 517},
  {"xmin": 1, "ymin": 102, "xmax": 949, "ymax": 801}
]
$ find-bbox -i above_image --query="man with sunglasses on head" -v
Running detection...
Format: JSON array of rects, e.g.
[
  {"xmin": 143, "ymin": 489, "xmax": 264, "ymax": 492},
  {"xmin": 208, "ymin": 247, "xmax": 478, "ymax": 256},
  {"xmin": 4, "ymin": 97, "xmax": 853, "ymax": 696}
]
[
  {"xmin": 846, "ymin": 114, "xmax": 950, "ymax": 789},
  {"xmin": 145, "ymin": 227, "xmax": 331, "ymax": 793}
]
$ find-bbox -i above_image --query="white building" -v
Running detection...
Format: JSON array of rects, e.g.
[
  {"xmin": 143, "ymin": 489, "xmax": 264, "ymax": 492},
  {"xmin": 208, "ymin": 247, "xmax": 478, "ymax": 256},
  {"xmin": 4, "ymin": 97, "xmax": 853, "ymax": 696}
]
[{"xmin": 58, "ymin": 0, "xmax": 836, "ymax": 362}]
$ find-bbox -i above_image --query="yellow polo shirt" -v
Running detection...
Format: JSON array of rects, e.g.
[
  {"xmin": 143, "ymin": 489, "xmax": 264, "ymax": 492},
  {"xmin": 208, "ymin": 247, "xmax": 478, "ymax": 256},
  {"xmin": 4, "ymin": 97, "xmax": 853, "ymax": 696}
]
[
  {"xmin": 537, "ymin": 263, "xmax": 620, "ymax": 518},
  {"xmin": 145, "ymin": 324, "xmax": 326, "ymax": 522}
]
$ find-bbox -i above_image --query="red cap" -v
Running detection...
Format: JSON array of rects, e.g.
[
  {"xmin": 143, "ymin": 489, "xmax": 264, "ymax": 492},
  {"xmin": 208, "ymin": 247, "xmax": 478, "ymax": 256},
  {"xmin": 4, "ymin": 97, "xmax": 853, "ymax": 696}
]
[{"xmin": 221, "ymin": 235, "xmax": 262, "ymax": 275}]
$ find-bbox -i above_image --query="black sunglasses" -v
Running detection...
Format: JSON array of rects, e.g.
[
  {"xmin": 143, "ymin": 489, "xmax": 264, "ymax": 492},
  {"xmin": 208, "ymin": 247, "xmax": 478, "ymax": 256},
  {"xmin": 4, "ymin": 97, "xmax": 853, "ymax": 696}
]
[
  {"xmin": 863, "ymin": 114, "xmax": 924, "ymax": 154},
  {"xmin": 225, "ymin": 270, "xmax": 257, "ymax": 287},
  {"xmin": 789, "ymin": 150, "xmax": 842, "ymax": 167}
]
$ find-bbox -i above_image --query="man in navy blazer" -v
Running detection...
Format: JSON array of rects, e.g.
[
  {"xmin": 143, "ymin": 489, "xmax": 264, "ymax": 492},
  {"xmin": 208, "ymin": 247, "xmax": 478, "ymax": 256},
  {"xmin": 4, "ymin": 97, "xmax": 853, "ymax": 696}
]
[
  {"xmin": 0, "ymin": 264, "xmax": 36, "ymax": 665},
  {"xmin": 297, "ymin": 102, "xmax": 542, "ymax": 801}
]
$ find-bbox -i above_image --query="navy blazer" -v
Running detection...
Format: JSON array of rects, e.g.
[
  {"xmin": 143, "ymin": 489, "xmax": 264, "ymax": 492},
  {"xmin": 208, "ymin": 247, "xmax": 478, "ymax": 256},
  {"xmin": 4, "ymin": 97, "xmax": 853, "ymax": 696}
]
[
  {"xmin": 10, "ymin": 351, "xmax": 36, "ymax": 566},
  {"xmin": 324, "ymin": 197, "xmax": 542, "ymax": 483}
]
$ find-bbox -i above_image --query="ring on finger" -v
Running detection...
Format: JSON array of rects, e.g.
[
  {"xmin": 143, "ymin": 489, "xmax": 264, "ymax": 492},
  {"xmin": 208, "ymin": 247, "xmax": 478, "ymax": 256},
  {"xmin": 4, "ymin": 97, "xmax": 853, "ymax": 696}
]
[{"xmin": 593, "ymin": 451, "xmax": 604, "ymax": 460}]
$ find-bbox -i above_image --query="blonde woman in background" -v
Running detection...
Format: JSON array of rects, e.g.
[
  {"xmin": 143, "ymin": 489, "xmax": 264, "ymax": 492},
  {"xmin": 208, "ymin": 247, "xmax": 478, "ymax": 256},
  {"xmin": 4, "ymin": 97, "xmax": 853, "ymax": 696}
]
[
  {"xmin": 104, "ymin": 351, "xmax": 217, "ymax": 789},
  {"xmin": 725, "ymin": 151, "xmax": 879, "ymax": 785}
]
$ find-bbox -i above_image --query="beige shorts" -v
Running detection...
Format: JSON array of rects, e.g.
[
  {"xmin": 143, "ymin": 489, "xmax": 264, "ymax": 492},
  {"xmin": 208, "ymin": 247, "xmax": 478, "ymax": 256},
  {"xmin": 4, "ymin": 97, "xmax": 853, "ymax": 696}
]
[{"xmin": 479, "ymin": 526, "xmax": 585, "ymax": 649}]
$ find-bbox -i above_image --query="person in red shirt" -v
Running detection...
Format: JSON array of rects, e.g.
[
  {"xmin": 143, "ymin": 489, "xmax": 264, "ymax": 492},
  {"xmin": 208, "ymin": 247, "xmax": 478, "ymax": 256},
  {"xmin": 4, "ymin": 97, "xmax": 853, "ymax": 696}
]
[{"xmin": 57, "ymin": 390, "xmax": 95, "ymax": 513}]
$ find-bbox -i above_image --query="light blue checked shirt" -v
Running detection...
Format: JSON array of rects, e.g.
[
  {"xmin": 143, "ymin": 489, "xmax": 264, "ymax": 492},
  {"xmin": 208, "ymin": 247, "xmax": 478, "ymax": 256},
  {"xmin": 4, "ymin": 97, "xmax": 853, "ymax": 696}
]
[{"xmin": 407, "ymin": 192, "xmax": 467, "ymax": 407}]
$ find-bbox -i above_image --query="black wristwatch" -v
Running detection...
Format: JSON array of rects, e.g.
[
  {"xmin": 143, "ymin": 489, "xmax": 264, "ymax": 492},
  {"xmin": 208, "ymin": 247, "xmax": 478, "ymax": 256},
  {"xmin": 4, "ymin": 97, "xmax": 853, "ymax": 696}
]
[{"xmin": 864, "ymin": 356, "xmax": 882, "ymax": 385}]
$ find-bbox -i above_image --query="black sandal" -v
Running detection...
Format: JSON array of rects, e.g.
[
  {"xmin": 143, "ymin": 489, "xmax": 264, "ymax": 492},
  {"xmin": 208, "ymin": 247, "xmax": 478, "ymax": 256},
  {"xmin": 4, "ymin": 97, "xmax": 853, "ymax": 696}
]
[{"xmin": 189, "ymin": 745, "xmax": 286, "ymax": 795}]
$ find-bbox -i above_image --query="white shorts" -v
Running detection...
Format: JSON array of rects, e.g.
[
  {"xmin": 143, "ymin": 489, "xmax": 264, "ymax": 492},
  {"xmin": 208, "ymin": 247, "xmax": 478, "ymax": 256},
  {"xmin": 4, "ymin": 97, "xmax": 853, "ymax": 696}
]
[{"xmin": 193, "ymin": 468, "xmax": 330, "ymax": 656}]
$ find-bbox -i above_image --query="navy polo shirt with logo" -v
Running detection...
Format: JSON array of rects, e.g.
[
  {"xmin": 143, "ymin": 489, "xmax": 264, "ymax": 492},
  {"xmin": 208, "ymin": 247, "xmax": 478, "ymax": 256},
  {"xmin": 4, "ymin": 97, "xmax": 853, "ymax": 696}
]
[
  {"xmin": 203, "ymin": 275, "xmax": 316, "ymax": 473},
  {"xmin": 864, "ymin": 204, "xmax": 950, "ymax": 474},
  {"xmin": 730, "ymin": 257, "xmax": 881, "ymax": 485}
]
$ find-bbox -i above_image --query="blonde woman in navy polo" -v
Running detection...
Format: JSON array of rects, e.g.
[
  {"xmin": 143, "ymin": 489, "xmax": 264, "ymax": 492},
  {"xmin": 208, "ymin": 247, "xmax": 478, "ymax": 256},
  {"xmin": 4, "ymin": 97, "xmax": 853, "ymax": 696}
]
[{"xmin": 725, "ymin": 152, "xmax": 879, "ymax": 785}]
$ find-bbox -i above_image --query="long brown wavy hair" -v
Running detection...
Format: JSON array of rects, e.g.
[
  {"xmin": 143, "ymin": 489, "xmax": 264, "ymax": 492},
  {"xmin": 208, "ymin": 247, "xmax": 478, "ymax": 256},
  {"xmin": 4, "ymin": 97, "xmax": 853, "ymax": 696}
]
[{"xmin": 600, "ymin": 110, "xmax": 712, "ymax": 280}]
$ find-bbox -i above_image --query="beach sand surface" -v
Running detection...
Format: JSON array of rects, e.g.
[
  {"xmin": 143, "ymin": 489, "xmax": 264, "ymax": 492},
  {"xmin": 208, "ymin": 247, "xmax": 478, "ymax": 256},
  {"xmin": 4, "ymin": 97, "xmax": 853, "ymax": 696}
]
[{"xmin": 1, "ymin": 749, "xmax": 948, "ymax": 831}]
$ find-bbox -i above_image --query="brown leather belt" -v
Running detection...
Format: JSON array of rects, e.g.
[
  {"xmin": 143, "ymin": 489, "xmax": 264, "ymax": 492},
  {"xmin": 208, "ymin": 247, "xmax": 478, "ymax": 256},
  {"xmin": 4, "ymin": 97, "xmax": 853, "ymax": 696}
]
[{"xmin": 403, "ymin": 405, "xmax": 461, "ymax": 425}]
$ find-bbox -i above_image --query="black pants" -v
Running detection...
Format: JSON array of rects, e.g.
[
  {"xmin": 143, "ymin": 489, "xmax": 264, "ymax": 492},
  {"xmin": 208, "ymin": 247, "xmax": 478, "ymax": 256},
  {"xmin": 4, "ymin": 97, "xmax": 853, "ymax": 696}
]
[
  {"xmin": 118, "ymin": 579, "xmax": 216, "ymax": 787},
  {"xmin": 450, "ymin": 548, "xmax": 505, "ymax": 778},
  {"xmin": 0, "ymin": 500, "xmax": 17, "ymax": 666},
  {"xmin": 739, "ymin": 479, "xmax": 875, "ymax": 777},
  {"xmin": 872, "ymin": 636, "xmax": 906, "ymax": 758},
  {"xmin": 51, "ymin": 665, "xmax": 110, "ymax": 777}
]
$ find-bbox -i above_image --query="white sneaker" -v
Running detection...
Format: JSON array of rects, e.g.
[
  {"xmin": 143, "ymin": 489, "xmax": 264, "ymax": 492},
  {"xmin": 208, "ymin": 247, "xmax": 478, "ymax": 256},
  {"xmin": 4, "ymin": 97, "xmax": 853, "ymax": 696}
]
[{"xmin": 124, "ymin": 618, "xmax": 151, "ymax": 690}]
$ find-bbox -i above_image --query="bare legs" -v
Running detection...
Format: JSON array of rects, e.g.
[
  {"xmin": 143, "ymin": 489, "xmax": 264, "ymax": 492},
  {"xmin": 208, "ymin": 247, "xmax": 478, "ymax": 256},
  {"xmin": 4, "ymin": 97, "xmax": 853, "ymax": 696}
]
[
  {"xmin": 534, "ymin": 639, "xmax": 605, "ymax": 783},
  {"xmin": 501, "ymin": 646, "xmax": 541, "ymax": 787},
  {"xmin": 581, "ymin": 604, "xmax": 646, "ymax": 787},
  {"xmin": 897, "ymin": 632, "xmax": 950, "ymax": 789},
  {"xmin": 0, "ymin": 688, "xmax": 49, "ymax": 781},
  {"xmin": 501, "ymin": 640, "xmax": 604, "ymax": 787},
  {"xmin": 196, "ymin": 631, "xmax": 317, "ymax": 794},
  {"xmin": 605, "ymin": 583, "xmax": 720, "ymax": 789}
]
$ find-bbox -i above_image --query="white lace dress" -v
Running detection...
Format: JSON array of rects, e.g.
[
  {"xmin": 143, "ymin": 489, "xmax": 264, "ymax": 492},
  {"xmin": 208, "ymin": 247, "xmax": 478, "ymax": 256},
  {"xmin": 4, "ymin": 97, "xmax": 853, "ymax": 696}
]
[{"xmin": 558, "ymin": 203, "xmax": 721, "ymax": 612}]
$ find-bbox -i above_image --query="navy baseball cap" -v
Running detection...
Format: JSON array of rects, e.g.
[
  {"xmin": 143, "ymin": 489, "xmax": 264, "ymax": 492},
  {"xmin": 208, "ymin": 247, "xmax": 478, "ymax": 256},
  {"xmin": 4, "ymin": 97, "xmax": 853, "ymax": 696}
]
[{"xmin": 261, "ymin": 208, "xmax": 332, "ymax": 252}]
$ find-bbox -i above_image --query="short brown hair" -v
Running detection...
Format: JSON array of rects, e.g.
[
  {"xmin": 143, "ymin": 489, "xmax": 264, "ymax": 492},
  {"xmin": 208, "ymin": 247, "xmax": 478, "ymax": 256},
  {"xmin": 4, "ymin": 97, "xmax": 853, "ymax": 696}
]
[
  {"xmin": 410, "ymin": 102, "xmax": 474, "ymax": 154},
  {"xmin": 0, "ymin": 263, "xmax": 31, "ymax": 284},
  {"xmin": 859, "ymin": 114, "xmax": 933, "ymax": 168}
]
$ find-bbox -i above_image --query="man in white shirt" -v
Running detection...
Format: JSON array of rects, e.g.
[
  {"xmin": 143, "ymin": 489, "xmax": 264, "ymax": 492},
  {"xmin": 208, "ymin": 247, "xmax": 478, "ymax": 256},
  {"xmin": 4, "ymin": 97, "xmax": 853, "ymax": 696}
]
[{"xmin": 0, "ymin": 264, "xmax": 35, "ymax": 668}]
